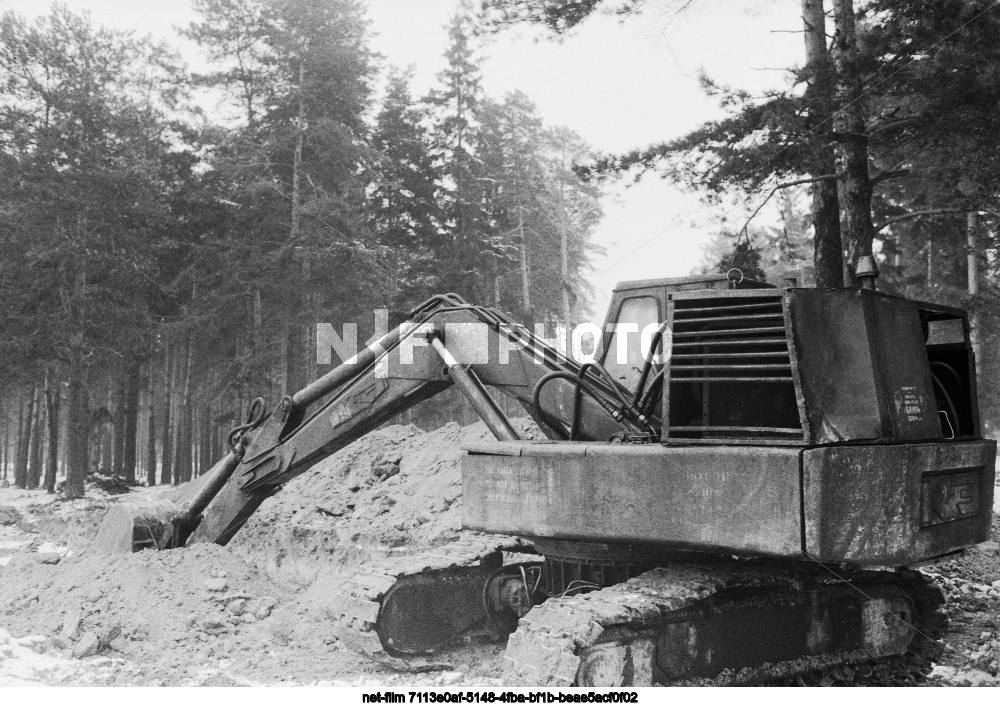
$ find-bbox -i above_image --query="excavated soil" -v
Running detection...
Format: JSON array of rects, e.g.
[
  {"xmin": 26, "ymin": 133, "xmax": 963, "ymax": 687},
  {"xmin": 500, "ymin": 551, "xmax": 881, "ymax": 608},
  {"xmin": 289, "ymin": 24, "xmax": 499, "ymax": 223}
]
[
  {"xmin": 0, "ymin": 543, "xmax": 286, "ymax": 683},
  {"xmin": 229, "ymin": 419, "xmax": 540, "ymax": 585},
  {"xmin": 1, "ymin": 419, "xmax": 998, "ymax": 686},
  {"xmin": 0, "ymin": 420, "xmax": 536, "ymax": 686}
]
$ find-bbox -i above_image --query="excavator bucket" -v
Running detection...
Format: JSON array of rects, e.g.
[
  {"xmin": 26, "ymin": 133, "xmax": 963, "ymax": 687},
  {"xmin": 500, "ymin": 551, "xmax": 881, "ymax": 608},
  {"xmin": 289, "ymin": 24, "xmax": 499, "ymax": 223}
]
[
  {"xmin": 92, "ymin": 498, "xmax": 183, "ymax": 553},
  {"xmin": 93, "ymin": 451, "xmax": 243, "ymax": 553}
]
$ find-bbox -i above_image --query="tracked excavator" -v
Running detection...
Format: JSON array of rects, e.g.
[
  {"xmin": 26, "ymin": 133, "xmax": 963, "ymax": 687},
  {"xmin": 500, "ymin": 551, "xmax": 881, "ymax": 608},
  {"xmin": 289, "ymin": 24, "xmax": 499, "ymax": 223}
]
[{"xmin": 94, "ymin": 265, "xmax": 995, "ymax": 685}]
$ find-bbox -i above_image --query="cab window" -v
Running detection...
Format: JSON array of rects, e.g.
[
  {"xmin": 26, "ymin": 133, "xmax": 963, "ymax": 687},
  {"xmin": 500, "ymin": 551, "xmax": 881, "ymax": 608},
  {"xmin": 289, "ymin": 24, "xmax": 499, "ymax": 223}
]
[{"xmin": 601, "ymin": 296, "xmax": 660, "ymax": 392}]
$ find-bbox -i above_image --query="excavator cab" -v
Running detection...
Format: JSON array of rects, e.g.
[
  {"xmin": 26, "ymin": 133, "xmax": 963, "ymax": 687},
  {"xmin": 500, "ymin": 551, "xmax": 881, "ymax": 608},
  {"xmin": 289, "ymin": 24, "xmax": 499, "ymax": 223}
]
[
  {"xmin": 466, "ymin": 276, "xmax": 993, "ymax": 566},
  {"xmin": 460, "ymin": 276, "xmax": 993, "ymax": 683}
]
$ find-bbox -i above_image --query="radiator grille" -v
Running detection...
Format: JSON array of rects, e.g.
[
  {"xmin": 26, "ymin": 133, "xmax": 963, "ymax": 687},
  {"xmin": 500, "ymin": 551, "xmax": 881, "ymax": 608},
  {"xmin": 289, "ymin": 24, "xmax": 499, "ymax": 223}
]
[{"xmin": 668, "ymin": 295, "xmax": 803, "ymax": 442}]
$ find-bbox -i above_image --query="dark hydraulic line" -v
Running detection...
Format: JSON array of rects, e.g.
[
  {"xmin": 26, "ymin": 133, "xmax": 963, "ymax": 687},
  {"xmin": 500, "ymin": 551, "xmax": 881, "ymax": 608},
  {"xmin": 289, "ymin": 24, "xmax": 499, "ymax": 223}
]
[
  {"xmin": 637, "ymin": 368, "xmax": 666, "ymax": 415},
  {"xmin": 631, "ymin": 322, "xmax": 670, "ymax": 409}
]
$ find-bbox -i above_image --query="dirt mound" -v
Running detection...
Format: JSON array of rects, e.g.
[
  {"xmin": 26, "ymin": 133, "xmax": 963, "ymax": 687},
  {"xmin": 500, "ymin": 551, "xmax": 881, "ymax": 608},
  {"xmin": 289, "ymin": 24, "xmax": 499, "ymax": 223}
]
[
  {"xmin": 0, "ymin": 506, "xmax": 22, "ymax": 526},
  {"xmin": 0, "ymin": 480, "xmax": 149, "ymax": 561},
  {"xmin": 0, "ymin": 543, "xmax": 287, "ymax": 677},
  {"xmin": 229, "ymin": 418, "xmax": 539, "ymax": 584},
  {"xmin": 1, "ymin": 418, "xmax": 542, "ymax": 685},
  {"xmin": 84, "ymin": 473, "xmax": 137, "ymax": 496}
]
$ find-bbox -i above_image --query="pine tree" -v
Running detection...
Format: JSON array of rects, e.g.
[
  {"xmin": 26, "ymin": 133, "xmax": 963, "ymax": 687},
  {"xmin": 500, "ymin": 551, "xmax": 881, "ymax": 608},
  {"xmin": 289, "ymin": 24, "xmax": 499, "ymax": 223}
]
[
  {"xmin": 183, "ymin": 0, "xmax": 275, "ymax": 126},
  {"xmin": 186, "ymin": 0, "xmax": 380, "ymax": 396},
  {"xmin": 536, "ymin": 126, "xmax": 604, "ymax": 325},
  {"xmin": 425, "ymin": 0, "xmax": 494, "ymax": 300},
  {"xmin": 0, "ymin": 6, "xmax": 193, "ymax": 495},
  {"xmin": 369, "ymin": 68, "xmax": 442, "ymax": 311}
]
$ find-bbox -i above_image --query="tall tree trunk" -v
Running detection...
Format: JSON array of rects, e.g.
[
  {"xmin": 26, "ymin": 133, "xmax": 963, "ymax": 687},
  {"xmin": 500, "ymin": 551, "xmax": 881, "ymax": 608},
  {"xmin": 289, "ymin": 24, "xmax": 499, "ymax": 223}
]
[
  {"xmin": 45, "ymin": 376, "xmax": 60, "ymax": 493},
  {"xmin": 170, "ymin": 357, "xmax": 181, "ymax": 486},
  {"xmin": 252, "ymin": 288, "xmax": 263, "ymax": 357},
  {"xmin": 161, "ymin": 347, "xmax": 173, "ymax": 485},
  {"xmin": 200, "ymin": 401, "xmax": 212, "ymax": 476},
  {"xmin": 120, "ymin": 358, "xmax": 141, "ymax": 485},
  {"xmin": 113, "ymin": 377, "xmax": 126, "ymax": 478},
  {"xmin": 64, "ymin": 367, "xmax": 88, "ymax": 499},
  {"xmin": 519, "ymin": 205, "xmax": 532, "ymax": 315},
  {"xmin": 301, "ymin": 287, "xmax": 316, "ymax": 394},
  {"xmin": 2, "ymin": 415, "xmax": 8, "ymax": 482},
  {"xmin": 558, "ymin": 165, "xmax": 571, "ymax": 354},
  {"xmin": 1, "ymin": 414, "xmax": 7, "ymax": 481},
  {"xmin": 191, "ymin": 404, "xmax": 199, "ymax": 479},
  {"xmin": 280, "ymin": 321, "xmax": 292, "ymax": 398},
  {"xmin": 802, "ymin": 0, "xmax": 844, "ymax": 288},
  {"xmin": 560, "ymin": 224, "xmax": 570, "ymax": 346},
  {"xmin": 99, "ymin": 388, "xmax": 113, "ymax": 474},
  {"xmin": 27, "ymin": 387, "xmax": 44, "ymax": 489},
  {"xmin": 284, "ymin": 59, "xmax": 307, "ymax": 397},
  {"xmin": 206, "ymin": 388, "xmax": 217, "ymax": 472},
  {"xmin": 176, "ymin": 337, "xmax": 194, "ymax": 484},
  {"xmin": 210, "ymin": 403, "xmax": 222, "ymax": 463},
  {"xmin": 832, "ymin": 0, "xmax": 875, "ymax": 281},
  {"xmin": 5, "ymin": 416, "xmax": 10, "ymax": 482},
  {"xmin": 292, "ymin": 59, "xmax": 305, "ymax": 254},
  {"xmin": 13, "ymin": 398, "xmax": 24, "ymax": 487},
  {"xmin": 15, "ymin": 388, "xmax": 36, "ymax": 489},
  {"xmin": 926, "ymin": 231, "xmax": 934, "ymax": 287},
  {"xmin": 146, "ymin": 377, "xmax": 157, "ymax": 486},
  {"xmin": 967, "ymin": 211, "xmax": 980, "ymax": 363}
]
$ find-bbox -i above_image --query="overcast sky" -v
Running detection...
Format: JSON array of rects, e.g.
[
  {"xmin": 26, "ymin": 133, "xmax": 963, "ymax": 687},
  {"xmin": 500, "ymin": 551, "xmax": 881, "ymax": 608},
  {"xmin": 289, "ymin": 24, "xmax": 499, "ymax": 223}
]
[{"xmin": 1, "ymin": 0, "xmax": 804, "ymax": 320}]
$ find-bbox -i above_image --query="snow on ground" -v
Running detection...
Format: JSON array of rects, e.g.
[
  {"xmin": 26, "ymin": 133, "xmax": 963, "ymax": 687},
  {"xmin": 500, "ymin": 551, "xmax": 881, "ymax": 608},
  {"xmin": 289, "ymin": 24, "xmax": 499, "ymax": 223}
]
[
  {"xmin": 0, "ymin": 422, "xmax": 524, "ymax": 687},
  {"xmin": 1, "ymin": 424, "xmax": 999, "ymax": 686}
]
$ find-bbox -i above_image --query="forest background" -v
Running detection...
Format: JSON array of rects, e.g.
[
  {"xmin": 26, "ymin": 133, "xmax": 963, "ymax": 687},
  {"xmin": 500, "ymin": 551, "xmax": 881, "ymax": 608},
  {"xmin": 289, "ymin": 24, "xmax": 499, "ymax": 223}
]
[{"xmin": 2, "ymin": 0, "xmax": 999, "ymax": 496}]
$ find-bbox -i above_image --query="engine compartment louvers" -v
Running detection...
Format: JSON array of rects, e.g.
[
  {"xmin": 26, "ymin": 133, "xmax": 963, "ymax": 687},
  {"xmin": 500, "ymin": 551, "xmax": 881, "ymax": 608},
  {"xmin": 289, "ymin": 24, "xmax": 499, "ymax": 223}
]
[{"xmin": 667, "ymin": 294, "xmax": 804, "ymax": 443}]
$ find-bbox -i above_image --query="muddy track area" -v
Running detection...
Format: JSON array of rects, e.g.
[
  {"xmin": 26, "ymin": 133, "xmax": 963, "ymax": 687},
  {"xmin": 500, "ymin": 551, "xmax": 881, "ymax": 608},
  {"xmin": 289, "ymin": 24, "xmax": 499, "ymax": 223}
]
[{"xmin": 1, "ymin": 420, "xmax": 998, "ymax": 686}]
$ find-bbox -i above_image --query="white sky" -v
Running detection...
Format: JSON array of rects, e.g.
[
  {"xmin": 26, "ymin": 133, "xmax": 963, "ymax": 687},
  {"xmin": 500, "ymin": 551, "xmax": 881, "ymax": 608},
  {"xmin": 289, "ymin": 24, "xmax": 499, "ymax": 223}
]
[{"xmin": 0, "ymin": 0, "xmax": 804, "ymax": 320}]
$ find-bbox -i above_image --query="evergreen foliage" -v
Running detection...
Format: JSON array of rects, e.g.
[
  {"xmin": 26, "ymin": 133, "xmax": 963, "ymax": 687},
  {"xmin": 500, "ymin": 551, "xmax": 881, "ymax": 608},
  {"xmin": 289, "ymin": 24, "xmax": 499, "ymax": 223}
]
[
  {"xmin": 0, "ymin": 1, "xmax": 604, "ymax": 488},
  {"xmin": 481, "ymin": 0, "xmax": 1000, "ymax": 432}
]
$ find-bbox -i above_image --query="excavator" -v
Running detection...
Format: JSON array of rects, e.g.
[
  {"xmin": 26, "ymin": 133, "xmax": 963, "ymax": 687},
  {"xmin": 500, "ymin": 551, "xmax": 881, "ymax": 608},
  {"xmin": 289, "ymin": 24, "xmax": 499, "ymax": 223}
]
[{"xmin": 94, "ymin": 260, "xmax": 995, "ymax": 685}]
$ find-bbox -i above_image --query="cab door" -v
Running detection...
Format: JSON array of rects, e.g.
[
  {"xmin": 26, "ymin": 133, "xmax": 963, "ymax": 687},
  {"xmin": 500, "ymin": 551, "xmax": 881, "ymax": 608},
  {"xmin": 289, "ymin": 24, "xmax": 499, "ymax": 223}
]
[{"xmin": 599, "ymin": 288, "xmax": 665, "ymax": 392}]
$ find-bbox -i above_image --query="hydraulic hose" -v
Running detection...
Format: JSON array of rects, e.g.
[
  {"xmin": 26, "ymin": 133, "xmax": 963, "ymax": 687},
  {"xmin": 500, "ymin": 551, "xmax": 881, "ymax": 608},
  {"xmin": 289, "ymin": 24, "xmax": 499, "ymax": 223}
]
[
  {"xmin": 533, "ymin": 371, "xmax": 633, "ymax": 441},
  {"xmin": 637, "ymin": 368, "xmax": 666, "ymax": 415},
  {"xmin": 573, "ymin": 362, "xmax": 630, "ymax": 440},
  {"xmin": 531, "ymin": 372, "xmax": 577, "ymax": 440},
  {"xmin": 631, "ymin": 322, "xmax": 670, "ymax": 409}
]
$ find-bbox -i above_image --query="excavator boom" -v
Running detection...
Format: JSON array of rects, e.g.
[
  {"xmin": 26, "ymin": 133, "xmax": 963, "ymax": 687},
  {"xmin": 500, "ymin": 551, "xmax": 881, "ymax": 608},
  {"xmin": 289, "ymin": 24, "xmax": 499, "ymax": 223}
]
[{"xmin": 96, "ymin": 294, "xmax": 648, "ymax": 552}]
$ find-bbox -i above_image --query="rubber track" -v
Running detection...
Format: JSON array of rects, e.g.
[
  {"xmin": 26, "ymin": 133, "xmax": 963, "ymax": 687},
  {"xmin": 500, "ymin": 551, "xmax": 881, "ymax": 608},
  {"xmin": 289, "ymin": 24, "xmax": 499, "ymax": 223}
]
[
  {"xmin": 330, "ymin": 532, "xmax": 532, "ymax": 667},
  {"xmin": 502, "ymin": 561, "xmax": 943, "ymax": 686}
]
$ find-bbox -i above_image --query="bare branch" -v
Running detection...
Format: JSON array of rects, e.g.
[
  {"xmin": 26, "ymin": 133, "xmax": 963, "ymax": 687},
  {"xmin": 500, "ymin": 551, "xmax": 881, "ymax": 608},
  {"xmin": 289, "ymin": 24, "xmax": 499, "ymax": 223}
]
[
  {"xmin": 875, "ymin": 208, "xmax": 970, "ymax": 233},
  {"xmin": 867, "ymin": 115, "xmax": 917, "ymax": 135},
  {"xmin": 739, "ymin": 174, "xmax": 837, "ymax": 234},
  {"xmin": 870, "ymin": 168, "xmax": 909, "ymax": 186}
]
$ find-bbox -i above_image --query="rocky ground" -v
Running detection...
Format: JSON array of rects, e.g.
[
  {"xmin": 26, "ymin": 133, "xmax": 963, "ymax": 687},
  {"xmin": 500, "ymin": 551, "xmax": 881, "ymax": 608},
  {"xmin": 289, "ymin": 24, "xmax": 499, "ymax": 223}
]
[
  {"xmin": 923, "ymin": 515, "xmax": 1000, "ymax": 686},
  {"xmin": 1, "ymin": 419, "xmax": 998, "ymax": 687}
]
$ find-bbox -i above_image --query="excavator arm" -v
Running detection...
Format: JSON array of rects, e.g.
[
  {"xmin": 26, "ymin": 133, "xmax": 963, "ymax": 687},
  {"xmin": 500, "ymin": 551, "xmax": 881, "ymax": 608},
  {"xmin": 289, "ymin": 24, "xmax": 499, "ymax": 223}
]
[{"xmin": 95, "ymin": 294, "xmax": 660, "ymax": 553}]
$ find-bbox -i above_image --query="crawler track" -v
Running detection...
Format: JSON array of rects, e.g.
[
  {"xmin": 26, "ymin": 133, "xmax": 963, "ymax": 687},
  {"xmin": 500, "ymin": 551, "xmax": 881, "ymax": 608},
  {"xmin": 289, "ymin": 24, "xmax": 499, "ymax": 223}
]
[
  {"xmin": 502, "ymin": 560, "xmax": 944, "ymax": 686},
  {"xmin": 330, "ymin": 533, "xmax": 532, "ymax": 667}
]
